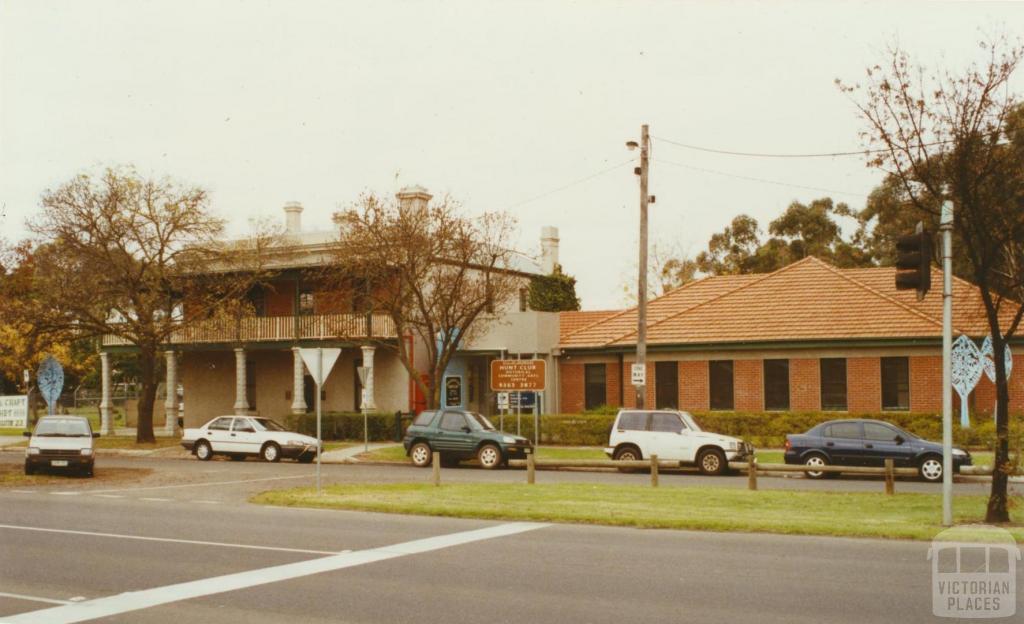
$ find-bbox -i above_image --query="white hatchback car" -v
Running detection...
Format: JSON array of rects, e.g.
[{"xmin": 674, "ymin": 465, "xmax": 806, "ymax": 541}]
[
  {"xmin": 181, "ymin": 416, "xmax": 321, "ymax": 463},
  {"xmin": 605, "ymin": 409, "xmax": 753, "ymax": 475}
]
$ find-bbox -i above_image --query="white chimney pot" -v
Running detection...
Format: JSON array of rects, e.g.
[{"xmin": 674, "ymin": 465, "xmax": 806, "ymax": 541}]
[{"xmin": 283, "ymin": 201, "xmax": 303, "ymax": 234}]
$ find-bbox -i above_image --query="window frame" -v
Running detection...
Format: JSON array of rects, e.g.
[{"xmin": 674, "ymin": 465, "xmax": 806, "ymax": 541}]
[
  {"xmin": 654, "ymin": 361, "xmax": 679, "ymax": 409},
  {"xmin": 649, "ymin": 412, "xmax": 683, "ymax": 433},
  {"xmin": 439, "ymin": 412, "xmax": 468, "ymax": 431},
  {"xmin": 709, "ymin": 360, "xmax": 734, "ymax": 411},
  {"xmin": 763, "ymin": 359, "xmax": 790, "ymax": 411},
  {"xmin": 584, "ymin": 363, "xmax": 608, "ymax": 411},
  {"xmin": 881, "ymin": 356, "xmax": 910, "ymax": 411},
  {"xmin": 820, "ymin": 358, "xmax": 848, "ymax": 411}
]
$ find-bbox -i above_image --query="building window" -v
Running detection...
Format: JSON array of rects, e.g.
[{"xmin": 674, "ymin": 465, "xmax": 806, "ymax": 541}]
[
  {"xmin": 763, "ymin": 359, "xmax": 790, "ymax": 411},
  {"xmin": 881, "ymin": 356, "xmax": 910, "ymax": 411},
  {"xmin": 584, "ymin": 364, "xmax": 607, "ymax": 410},
  {"xmin": 820, "ymin": 358, "xmax": 848, "ymax": 411},
  {"xmin": 299, "ymin": 290, "xmax": 315, "ymax": 316},
  {"xmin": 519, "ymin": 288, "xmax": 529, "ymax": 312},
  {"xmin": 249, "ymin": 286, "xmax": 266, "ymax": 317},
  {"xmin": 655, "ymin": 361, "xmax": 678, "ymax": 409},
  {"xmin": 709, "ymin": 360, "xmax": 734, "ymax": 411}
]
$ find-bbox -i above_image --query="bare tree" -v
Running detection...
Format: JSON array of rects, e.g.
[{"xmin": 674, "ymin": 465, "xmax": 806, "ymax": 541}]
[
  {"xmin": 25, "ymin": 168, "xmax": 242, "ymax": 442},
  {"xmin": 839, "ymin": 36, "xmax": 1024, "ymax": 522},
  {"xmin": 329, "ymin": 192, "xmax": 518, "ymax": 409}
]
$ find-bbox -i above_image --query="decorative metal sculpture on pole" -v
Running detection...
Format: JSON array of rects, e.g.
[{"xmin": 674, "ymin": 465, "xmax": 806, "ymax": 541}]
[
  {"xmin": 981, "ymin": 335, "xmax": 1013, "ymax": 421},
  {"xmin": 37, "ymin": 355, "xmax": 64, "ymax": 417},
  {"xmin": 950, "ymin": 335, "xmax": 983, "ymax": 429}
]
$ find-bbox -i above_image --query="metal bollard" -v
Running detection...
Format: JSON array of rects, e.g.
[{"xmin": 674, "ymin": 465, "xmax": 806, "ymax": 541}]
[
  {"xmin": 651, "ymin": 454, "xmax": 659, "ymax": 487},
  {"xmin": 884, "ymin": 458, "xmax": 895, "ymax": 495},
  {"xmin": 527, "ymin": 451, "xmax": 535, "ymax": 485},
  {"xmin": 748, "ymin": 457, "xmax": 758, "ymax": 491},
  {"xmin": 432, "ymin": 451, "xmax": 441, "ymax": 486}
]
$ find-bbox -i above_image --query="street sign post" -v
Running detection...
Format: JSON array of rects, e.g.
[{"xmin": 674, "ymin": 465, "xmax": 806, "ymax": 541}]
[
  {"xmin": 631, "ymin": 363, "xmax": 646, "ymax": 387},
  {"xmin": 299, "ymin": 348, "xmax": 341, "ymax": 495},
  {"xmin": 357, "ymin": 366, "xmax": 370, "ymax": 452}
]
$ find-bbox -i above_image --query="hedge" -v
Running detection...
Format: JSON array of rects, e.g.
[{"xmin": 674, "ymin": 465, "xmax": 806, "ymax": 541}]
[
  {"xmin": 499, "ymin": 411, "xmax": 1024, "ymax": 449},
  {"xmin": 282, "ymin": 409, "xmax": 1024, "ymax": 450},
  {"xmin": 284, "ymin": 412, "xmax": 411, "ymax": 441}
]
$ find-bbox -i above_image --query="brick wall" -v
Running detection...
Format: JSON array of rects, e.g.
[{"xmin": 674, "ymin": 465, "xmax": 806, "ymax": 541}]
[
  {"xmin": 560, "ymin": 362, "xmax": 584, "ymax": 413},
  {"xmin": 1010, "ymin": 354, "xmax": 1024, "ymax": 414},
  {"xmin": 847, "ymin": 357, "xmax": 881, "ymax": 412},
  {"xmin": 679, "ymin": 360, "xmax": 709, "ymax": 411},
  {"xmin": 790, "ymin": 358, "xmax": 819, "ymax": 411},
  {"xmin": 910, "ymin": 355, "xmax": 942, "ymax": 412},
  {"xmin": 734, "ymin": 359, "xmax": 763, "ymax": 411}
]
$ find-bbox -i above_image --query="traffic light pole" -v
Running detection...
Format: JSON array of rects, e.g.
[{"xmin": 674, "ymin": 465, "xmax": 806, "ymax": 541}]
[{"xmin": 940, "ymin": 201, "xmax": 953, "ymax": 527}]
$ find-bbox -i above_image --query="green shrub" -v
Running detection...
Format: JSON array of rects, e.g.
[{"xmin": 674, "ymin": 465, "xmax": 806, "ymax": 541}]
[
  {"xmin": 283, "ymin": 412, "xmax": 410, "ymax": 441},
  {"xmin": 490, "ymin": 411, "xmax": 1024, "ymax": 449}
]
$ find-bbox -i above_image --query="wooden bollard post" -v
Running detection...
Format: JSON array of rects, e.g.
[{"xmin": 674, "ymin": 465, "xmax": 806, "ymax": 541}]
[
  {"xmin": 884, "ymin": 458, "xmax": 895, "ymax": 495},
  {"xmin": 527, "ymin": 451, "xmax": 535, "ymax": 485},
  {"xmin": 748, "ymin": 457, "xmax": 758, "ymax": 491},
  {"xmin": 651, "ymin": 454, "xmax": 659, "ymax": 487},
  {"xmin": 432, "ymin": 452, "xmax": 441, "ymax": 486}
]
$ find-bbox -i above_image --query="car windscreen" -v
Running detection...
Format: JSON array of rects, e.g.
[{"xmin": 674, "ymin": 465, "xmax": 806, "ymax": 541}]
[
  {"xmin": 34, "ymin": 418, "xmax": 91, "ymax": 437},
  {"xmin": 467, "ymin": 413, "xmax": 496, "ymax": 431},
  {"xmin": 681, "ymin": 413, "xmax": 702, "ymax": 432},
  {"xmin": 251, "ymin": 418, "xmax": 287, "ymax": 432}
]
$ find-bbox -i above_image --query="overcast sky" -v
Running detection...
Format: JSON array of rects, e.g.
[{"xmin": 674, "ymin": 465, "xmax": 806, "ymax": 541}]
[{"xmin": 2, "ymin": 1, "xmax": 1022, "ymax": 309}]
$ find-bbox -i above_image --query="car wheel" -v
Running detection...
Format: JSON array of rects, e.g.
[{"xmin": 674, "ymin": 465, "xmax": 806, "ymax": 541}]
[
  {"xmin": 261, "ymin": 442, "xmax": 281, "ymax": 463},
  {"xmin": 82, "ymin": 465, "xmax": 94, "ymax": 478},
  {"xmin": 195, "ymin": 440, "xmax": 213, "ymax": 461},
  {"xmin": 409, "ymin": 442, "xmax": 432, "ymax": 467},
  {"xmin": 24, "ymin": 463, "xmax": 34, "ymax": 476},
  {"xmin": 919, "ymin": 455, "xmax": 943, "ymax": 482},
  {"xmin": 298, "ymin": 454, "xmax": 315, "ymax": 464},
  {"xmin": 697, "ymin": 448, "xmax": 727, "ymax": 476},
  {"xmin": 803, "ymin": 453, "xmax": 828, "ymax": 479},
  {"xmin": 477, "ymin": 444, "xmax": 502, "ymax": 470},
  {"xmin": 613, "ymin": 445, "xmax": 641, "ymax": 461},
  {"xmin": 229, "ymin": 454, "xmax": 246, "ymax": 461}
]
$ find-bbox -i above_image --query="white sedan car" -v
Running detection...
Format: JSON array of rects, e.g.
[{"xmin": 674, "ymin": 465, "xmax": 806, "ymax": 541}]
[{"xmin": 181, "ymin": 416, "xmax": 321, "ymax": 463}]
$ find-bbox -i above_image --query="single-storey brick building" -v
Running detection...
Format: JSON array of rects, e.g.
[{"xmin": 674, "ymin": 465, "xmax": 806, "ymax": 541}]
[{"xmin": 556, "ymin": 257, "xmax": 1023, "ymax": 416}]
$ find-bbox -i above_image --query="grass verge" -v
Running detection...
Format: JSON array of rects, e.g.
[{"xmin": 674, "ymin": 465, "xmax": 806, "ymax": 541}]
[
  {"xmin": 93, "ymin": 436, "xmax": 182, "ymax": 450},
  {"xmin": 0, "ymin": 463, "xmax": 152, "ymax": 487},
  {"xmin": 251, "ymin": 482, "xmax": 1023, "ymax": 542}
]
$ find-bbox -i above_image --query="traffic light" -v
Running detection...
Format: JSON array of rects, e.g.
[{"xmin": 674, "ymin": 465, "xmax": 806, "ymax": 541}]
[{"xmin": 895, "ymin": 222, "xmax": 932, "ymax": 300}]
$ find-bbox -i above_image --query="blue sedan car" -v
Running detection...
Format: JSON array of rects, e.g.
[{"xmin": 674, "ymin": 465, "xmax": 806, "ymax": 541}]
[{"xmin": 784, "ymin": 419, "xmax": 971, "ymax": 482}]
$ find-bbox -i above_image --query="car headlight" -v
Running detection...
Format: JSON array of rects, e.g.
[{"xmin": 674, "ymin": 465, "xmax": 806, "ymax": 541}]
[
  {"xmin": 27, "ymin": 447, "xmax": 40, "ymax": 456},
  {"xmin": 80, "ymin": 448, "xmax": 93, "ymax": 456},
  {"xmin": 502, "ymin": 436, "xmax": 517, "ymax": 444},
  {"xmin": 287, "ymin": 439, "xmax": 308, "ymax": 446},
  {"xmin": 726, "ymin": 441, "xmax": 738, "ymax": 450},
  {"xmin": 952, "ymin": 449, "xmax": 967, "ymax": 457}
]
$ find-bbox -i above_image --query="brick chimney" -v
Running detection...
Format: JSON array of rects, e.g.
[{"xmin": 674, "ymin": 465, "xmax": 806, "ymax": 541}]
[
  {"xmin": 283, "ymin": 201, "xmax": 303, "ymax": 234},
  {"xmin": 540, "ymin": 226, "xmax": 559, "ymax": 274},
  {"xmin": 395, "ymin": 185, "xmax": 432, "ymax": 212}
]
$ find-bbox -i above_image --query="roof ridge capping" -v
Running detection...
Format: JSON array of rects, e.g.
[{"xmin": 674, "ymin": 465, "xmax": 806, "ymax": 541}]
[{"xmin": 814, "ymin": 257, "xmax": 972, "ymax": 334}]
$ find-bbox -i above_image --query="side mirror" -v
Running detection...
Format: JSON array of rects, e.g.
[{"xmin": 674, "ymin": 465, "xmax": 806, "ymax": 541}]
[
  {"xmin": 679, "ymin": 428, "xmax": 689, "ymax": 435},
  {"xmin": 461, "ymin": 426, "xmax": 471, "ymax": 433},
  {"xmin": 93, "ymin": 432, "xmax": 101, "ymax": 438},
  {"xmin": 22, "ymin": 431, "xmax": 31, "ymax": 437},
  {"xmin": 894, "ymin": 435, "xmax": 905, "ymax": 445}
]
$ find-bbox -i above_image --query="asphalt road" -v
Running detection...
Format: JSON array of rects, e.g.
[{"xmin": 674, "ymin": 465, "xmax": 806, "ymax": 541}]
[{"xmin": 1, "ymin": 455, "xmax": 1020, "ymax": 623}]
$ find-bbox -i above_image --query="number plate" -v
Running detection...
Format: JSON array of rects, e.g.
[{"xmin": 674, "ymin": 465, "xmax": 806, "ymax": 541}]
[{"xmin": 51, "ymin": 460, "xmax": 69, "ymax": 467}]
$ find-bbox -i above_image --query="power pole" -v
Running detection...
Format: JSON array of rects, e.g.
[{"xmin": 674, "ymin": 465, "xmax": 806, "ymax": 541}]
[{"xmin": 631, "ymin": 124, "xmax": 651, "ymax": 409}]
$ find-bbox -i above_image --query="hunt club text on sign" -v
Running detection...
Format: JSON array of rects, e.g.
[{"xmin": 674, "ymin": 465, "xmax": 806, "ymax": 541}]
[{"xmin": 490, "ymin": 359, "xmax": 546, "ymax": 392}]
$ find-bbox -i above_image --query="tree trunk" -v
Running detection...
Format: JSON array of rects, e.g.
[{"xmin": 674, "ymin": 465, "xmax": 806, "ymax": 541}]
[
  {"xmin": 985, "ymin": 345, "xmax": 1012, "ymax": 523},
  {"xmin": 135, "ymin": 349, "xmax": 158, "ymax": 444}
]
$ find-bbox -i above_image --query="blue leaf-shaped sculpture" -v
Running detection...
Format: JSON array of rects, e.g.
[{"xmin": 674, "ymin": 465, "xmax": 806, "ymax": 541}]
[{"xmin": 37, "ymin": 356, "xmax": 64, "ymax": 416}]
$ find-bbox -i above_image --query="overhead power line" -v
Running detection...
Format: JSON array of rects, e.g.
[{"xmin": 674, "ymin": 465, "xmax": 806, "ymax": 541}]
[
  {"xmin": 653, "ymin": 135, "xmax": 955, "ymax": 159},
  {"xmin": 654, "ymin": 157, "xmax": 869, "ymax": 199},
  {"xmin": 501, "ymin": 157, "xmax": 636, "ymax": 211}
]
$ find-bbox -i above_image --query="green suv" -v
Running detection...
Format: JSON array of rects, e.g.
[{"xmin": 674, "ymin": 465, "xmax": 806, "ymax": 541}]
[{"xmin": 403, "ymin": 409, "xmax": 532, "ymax": 469}]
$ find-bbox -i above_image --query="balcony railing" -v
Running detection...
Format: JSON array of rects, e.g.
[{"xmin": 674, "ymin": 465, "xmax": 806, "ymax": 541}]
[{"xmin": 101, "ymin": 313, "xmax": 397, "ymax": 347}]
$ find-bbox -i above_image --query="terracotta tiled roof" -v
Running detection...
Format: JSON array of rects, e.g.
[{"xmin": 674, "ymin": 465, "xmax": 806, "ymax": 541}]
[
  {"xmin": 560, "ymin": 257, "xmax": 1020, "ymax": 349},
  {"xmin": 559, "ymin": 310, "xmax": 621, "ymax": 341}
]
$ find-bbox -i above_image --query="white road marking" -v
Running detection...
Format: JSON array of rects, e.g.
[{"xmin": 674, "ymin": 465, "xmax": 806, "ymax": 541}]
[
  {"xmin": 93, "ymin": 494, "xmax": 124, "ymax": 499},
  {"xmin": 0, "ymin": 524, "xmax": 346, "ymax": 555},
  {"xmin": 195, "ymin": 500, "xmax": 220, "ymax": 504},
  {"xmin": 50, "ymin": 492, "xmax": 80, "ymax": 496},
  {"xmin": 10, "ymin": 490, "xmax": 37, "ymax": 494},
  {"xmin": 139, "ymin": 497, "xmax": 171, "ymax": 502},
  {"xmin": 5, "ymin": 522, "xmax": 547, "ymax": 624},
  {"xmin": 85, "ymin": 474, "xmax": 309, "ymax": 495},
  {"xmin": 0, "ymin": 591, "xmax": 71, "ymax": 605}
]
